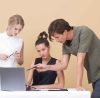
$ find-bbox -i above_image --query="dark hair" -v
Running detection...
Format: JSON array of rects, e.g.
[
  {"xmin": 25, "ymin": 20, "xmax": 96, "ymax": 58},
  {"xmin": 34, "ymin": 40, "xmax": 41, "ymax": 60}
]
[
  {"xmin": 48, "ymin": 19, "xmax": 73, "ymax": 41},
  {"xmin": 35, "ymin": 31, "xmax": 49, "ymax": 47}
]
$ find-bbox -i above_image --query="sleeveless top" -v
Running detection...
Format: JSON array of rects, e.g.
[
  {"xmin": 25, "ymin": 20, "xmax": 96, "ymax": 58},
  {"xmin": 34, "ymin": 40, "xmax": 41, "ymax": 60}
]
[
  {"xmin": 32, "ymin": 57, "xmax": 57, "ymax": 85},
  {"xmin": 0, "ymin": 32, "xmax": 23, "ymax": 67}
]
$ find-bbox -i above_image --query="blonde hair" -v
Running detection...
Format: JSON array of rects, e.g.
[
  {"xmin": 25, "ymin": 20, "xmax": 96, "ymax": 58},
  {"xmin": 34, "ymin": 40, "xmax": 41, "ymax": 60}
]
[{"xmin": 8, "ymin": 14, "xmax": 24, "ymax": 28}]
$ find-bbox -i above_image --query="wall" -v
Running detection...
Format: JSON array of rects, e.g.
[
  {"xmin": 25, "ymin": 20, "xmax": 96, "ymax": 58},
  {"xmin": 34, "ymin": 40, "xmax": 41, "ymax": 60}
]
[{"xmin": 0, "ymin": 0, "xmax": 100, "ymax": 91}]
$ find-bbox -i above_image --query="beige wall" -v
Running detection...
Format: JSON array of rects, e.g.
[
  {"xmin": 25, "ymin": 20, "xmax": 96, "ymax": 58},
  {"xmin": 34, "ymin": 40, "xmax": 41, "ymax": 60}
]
[{"xmin": 0, "ymin": 0, "xmax": 100, "ymax": 91}]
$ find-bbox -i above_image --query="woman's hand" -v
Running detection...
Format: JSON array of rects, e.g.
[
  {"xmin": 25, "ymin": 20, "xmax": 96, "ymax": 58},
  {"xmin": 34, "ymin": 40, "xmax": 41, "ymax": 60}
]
[
  {"xmin": 0, "ymin": 54, "xmax": 8, "ymax": 60},
  {"xmin": 14, "ymin": 51, "xmax": 23, "ymax": 65},
  {"xmin": 14, "ymin": 52, "xmax": 21, "ymax": 60}
]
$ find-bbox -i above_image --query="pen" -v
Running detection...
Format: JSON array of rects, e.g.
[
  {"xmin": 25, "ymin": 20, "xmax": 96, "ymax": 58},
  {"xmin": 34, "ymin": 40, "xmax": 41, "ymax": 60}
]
[
  {"xmin": 7, "ymin": 51, "xmax": 17, "ymax": 58},
  {"xmin": 26, "ymin": 66, "xmax": 37, "ymax": 71},
  {"xmin": 7, "ymin": 53, "xmax": 14, "ymax": 58}
]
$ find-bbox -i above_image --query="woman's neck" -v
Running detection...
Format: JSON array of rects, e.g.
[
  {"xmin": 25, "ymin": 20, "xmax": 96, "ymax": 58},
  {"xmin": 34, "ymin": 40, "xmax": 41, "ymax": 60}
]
[{"xmin": 42, "ymin": 55, "xmax": 51, "ymax": 64}]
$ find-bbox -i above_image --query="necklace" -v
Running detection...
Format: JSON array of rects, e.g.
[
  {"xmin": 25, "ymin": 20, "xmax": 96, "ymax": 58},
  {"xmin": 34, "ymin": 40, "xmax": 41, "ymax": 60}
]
[{"xmin": 42, "ymin": 56, "xmax": 51, "ymax": 65}]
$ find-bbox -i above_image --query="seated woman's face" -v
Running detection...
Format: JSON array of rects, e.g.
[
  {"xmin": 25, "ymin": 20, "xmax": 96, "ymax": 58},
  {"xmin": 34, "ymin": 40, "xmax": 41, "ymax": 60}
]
[{"xmin": 36, "ymin": 43, "xmax": 50, "ymax": 59}]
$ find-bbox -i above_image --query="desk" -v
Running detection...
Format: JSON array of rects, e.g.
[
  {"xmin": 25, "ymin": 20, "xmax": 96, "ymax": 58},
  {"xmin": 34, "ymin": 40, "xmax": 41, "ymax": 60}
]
[{"xmin": 0, "ymin": 90, "xmax": 90, "ymax": 98}]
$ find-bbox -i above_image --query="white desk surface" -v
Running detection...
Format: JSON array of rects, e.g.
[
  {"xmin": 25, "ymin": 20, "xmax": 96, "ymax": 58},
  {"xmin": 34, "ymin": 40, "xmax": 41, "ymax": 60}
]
[{"xmin": 0, "ymin": 89, "xmax": 91, "ymax": 98}]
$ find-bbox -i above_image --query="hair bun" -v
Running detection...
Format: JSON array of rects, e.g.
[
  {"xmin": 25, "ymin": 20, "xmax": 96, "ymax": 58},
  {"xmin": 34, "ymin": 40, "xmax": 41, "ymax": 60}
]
[{"xmin": 38, "ymin": 31, "xmax": 48, "ymax": 40}]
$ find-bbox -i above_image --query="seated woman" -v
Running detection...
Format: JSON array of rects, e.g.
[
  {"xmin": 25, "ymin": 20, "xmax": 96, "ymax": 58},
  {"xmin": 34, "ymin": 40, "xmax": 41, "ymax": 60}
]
[{"xmin": 26, "ymin": 31, "xmax": 65, "ymax": 89}]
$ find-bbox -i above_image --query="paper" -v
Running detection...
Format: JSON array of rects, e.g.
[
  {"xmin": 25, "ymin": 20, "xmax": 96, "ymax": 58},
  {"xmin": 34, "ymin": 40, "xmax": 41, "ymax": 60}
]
[{"xmin": 30, "ymin": 88, "xmax": 68, "ymax": 91}]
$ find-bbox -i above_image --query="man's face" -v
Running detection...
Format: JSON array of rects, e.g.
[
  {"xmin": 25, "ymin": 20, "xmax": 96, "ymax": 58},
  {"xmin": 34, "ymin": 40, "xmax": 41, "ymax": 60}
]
[{"xmin": 53, "ymin": 31, "xmax": 68, "ymax": 44}]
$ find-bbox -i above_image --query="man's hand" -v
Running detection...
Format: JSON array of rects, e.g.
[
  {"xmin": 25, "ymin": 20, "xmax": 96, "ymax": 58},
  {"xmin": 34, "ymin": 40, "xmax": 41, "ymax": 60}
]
[
  {"xmin": 35, "ymin": 63, "xmax": 48, "ymax": 72},
  {"xmin": 76, "ymin": 86, "xmax": 86, "ymax": 91},
  {"xmin": 36, "ymin": 63, "xmax": 47, "ymax": 69}
]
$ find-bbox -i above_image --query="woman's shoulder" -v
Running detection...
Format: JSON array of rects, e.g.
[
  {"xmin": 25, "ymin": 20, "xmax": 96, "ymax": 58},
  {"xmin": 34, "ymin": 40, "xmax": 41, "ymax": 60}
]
[
  {"xmin": 49, "ymin": 57, "xmax": 58, "ymax": 65},
  {"xmin": 0, "ymin": 32, "xmax": 5, "ymax": 36},
  {"xmin": 16, "ymin": 37, "xmax": 23, "ymax": 41},
  {"xmin": 35, "ymin": 57, "xmax": 42, "ymax": 60},
  {"xmin": 34, "ymin": 57, "xmax": 42, "ymax": 64},
  {"xmin": 14, "ymin": 37, "xmax": 23, "ymax": 45},
  {"xmin": 51, "ymin": 57, "xmax": 57, "ymax": 61}
]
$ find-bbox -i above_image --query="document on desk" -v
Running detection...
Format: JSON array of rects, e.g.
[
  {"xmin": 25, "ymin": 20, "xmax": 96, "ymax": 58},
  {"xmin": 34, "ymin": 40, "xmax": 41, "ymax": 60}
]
[{"xmin": 31, "ymin": 88, "xmax": 68, "ymax": 91}]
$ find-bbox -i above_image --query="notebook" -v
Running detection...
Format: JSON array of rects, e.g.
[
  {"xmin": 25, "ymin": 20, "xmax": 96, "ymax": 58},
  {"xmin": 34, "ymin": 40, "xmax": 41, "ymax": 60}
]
[
  {"xmin": 0, "ymin": 67, "xmax": 26, "ymax": 91},
  {"xmin": 30, "ymin": 88, "xmax": 68, "ymax": 91}
]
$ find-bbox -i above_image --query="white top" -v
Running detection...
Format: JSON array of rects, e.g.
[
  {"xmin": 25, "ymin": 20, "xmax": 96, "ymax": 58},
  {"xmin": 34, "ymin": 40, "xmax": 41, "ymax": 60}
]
[{"xmin": 0, "ymin": 32, "xmax": 23, "ymax": 67}]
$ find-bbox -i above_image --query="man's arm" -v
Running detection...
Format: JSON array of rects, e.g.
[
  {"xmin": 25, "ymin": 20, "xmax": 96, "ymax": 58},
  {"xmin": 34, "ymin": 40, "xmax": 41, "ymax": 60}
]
[
  {"xmin": 76, "ymin": 52, "xmax": 86, "ymax": 90},
  {"xmin": 36, "ymin": 54, "xmax": 70, "ymax": 71}
]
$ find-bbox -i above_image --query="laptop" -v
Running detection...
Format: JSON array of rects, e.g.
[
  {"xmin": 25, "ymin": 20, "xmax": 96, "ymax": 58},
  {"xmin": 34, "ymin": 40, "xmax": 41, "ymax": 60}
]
[{"xmin": 0, "ymin": 67, "xmax": 26, "ymax": 91}]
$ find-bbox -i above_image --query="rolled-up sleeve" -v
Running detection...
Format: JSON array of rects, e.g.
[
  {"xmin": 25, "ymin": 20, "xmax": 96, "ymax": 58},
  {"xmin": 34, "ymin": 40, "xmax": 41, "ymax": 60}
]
[{"xmin": 62, "ymin": 44, "xmax": 70, "ymax": 54}]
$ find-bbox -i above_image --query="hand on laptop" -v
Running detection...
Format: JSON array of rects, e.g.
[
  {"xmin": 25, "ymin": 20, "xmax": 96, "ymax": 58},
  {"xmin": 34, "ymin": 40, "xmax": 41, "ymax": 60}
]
[{"xmin": 26, "ymin": 85, "xmax": 31, "ymax": 91}]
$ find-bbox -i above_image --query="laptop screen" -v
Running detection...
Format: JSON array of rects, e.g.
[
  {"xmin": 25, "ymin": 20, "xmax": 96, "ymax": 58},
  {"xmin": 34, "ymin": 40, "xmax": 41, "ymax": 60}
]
[{"xmin": 0, "ymin": 67, "xmax": 26, "ymax": 91}]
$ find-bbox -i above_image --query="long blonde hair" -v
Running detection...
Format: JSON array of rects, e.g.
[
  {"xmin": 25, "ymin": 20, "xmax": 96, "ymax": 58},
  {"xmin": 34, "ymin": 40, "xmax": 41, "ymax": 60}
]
[{"xmin": 8, "ymin": 14, "xmax": 24, "ymax": 28}]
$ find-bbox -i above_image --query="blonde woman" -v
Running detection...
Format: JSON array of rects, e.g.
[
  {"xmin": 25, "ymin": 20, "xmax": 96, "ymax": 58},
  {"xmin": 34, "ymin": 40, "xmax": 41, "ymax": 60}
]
[{"xmin": 0, "ymin": 14, "xmax": 24, "ymax": 67}]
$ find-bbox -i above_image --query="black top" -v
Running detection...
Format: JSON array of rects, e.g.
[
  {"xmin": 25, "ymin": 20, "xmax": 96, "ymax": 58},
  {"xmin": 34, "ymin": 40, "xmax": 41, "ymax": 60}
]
[{"xmin": 32, "ymin": 57, "xmax": 57, "ymax": 85}]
